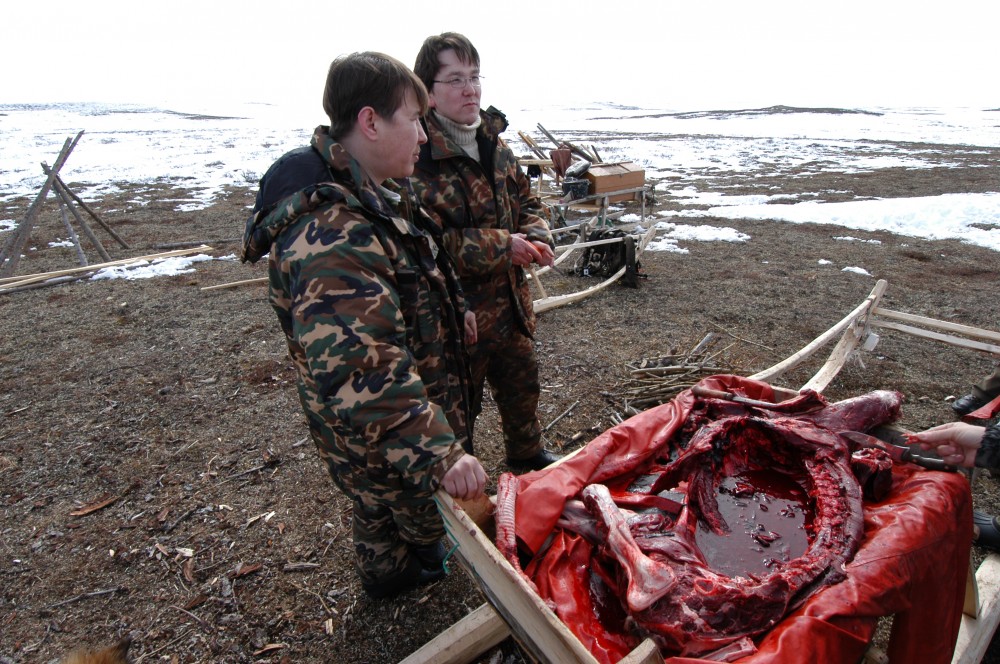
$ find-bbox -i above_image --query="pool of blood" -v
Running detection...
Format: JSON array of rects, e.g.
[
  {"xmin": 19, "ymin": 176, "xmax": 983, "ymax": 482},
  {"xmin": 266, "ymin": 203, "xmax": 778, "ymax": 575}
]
[{"xmin": 695, "ymin": 470, "xmax": 812, "ymax": 578}]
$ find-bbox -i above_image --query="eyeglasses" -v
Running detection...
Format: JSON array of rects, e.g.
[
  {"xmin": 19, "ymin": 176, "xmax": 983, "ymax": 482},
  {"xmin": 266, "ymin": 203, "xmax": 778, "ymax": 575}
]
[{"xmin": 433, "ymin": 75, "xmax": 484, "ymax": 90}]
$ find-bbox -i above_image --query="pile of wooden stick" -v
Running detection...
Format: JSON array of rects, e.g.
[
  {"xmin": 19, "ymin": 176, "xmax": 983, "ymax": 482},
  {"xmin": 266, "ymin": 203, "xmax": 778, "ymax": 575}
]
[{"xmin": 613, "ymin": 333, "xmax": 743, "ymax": 413}]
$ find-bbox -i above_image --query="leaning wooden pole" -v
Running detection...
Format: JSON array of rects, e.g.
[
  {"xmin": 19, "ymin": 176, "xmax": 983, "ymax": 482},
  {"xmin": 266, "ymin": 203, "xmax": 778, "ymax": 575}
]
[
  {"xmin": 58, "ymin": 200, "xmax": 89, "ymax": 267},
  {"xmin": 0, "ymin": 131, "xmax": 84, "ymax": 277},
  {"xmin": 51, "ymin": 176, "xmax": 112, "ymax": 262},
  {"xmin": 43, "ymin": 164, "xmax": 131, "ymax": 250}
]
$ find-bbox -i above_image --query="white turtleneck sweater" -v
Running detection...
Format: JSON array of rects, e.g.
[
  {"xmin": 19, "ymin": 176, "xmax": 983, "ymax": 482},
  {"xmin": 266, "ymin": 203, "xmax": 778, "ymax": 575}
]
[{"xmin": 433, "ymin": 111, "xmax": 482, "ymax": 162}]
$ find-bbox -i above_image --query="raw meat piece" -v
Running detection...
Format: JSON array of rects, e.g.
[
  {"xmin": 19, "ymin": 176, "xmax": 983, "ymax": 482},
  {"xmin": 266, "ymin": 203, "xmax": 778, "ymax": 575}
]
[
  {"xmin": 499, "ymin": 383, "xmax": 903, "ymax": 661},
  {"xmin": 850, "ymin": 448, "xmax": 894, "ymax": 502}
]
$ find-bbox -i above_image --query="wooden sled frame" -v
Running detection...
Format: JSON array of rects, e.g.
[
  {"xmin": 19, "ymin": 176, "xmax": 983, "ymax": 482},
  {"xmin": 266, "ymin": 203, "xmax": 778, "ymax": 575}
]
[
  {"xmin": 529, "ymin": 221, "xmax": 659, "ymax": 315},
  {"xmin": 406, "ymin": 279, "xmax": 1000, "ymax": 664}
]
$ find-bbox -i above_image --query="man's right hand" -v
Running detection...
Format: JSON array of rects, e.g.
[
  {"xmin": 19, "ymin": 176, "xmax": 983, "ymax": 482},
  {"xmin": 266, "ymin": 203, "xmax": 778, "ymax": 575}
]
[
  {"xmin": 912, "ymin": 421, "xmax": 986, "ymax": 468},
  {"xmin": 441, "ymin": 454, "xmax": 487, "ymax": 501},
  {"xmin": 510, "ymin": 233, "xmax": 546, "ymax": 267}
]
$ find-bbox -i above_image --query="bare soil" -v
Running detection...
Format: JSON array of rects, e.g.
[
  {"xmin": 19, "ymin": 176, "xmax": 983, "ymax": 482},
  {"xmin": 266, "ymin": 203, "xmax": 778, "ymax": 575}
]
[{"xmin": 3, "ymin": 140, "xmax": 1000, "ymax": 663}]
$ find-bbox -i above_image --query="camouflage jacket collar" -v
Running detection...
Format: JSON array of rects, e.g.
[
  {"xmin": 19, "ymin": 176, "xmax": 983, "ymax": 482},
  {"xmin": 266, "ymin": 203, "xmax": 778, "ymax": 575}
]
[
  {"xmin": 311, "ymin": 126, "xmax": 404, "ymax": 217},
  {"xmin": 423, "ymin": 106, "xmax": 508, "ymax": 162},
  {"xmin": 240, "ymin": 127, "xmax": 412, "ymax": 264}
]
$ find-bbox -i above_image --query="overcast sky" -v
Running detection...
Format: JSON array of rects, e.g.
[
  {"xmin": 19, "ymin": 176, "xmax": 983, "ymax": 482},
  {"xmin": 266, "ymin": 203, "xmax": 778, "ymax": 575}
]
[{"xmin": 4, "ymin": 0, "xmax": 998, "ymax": 112}]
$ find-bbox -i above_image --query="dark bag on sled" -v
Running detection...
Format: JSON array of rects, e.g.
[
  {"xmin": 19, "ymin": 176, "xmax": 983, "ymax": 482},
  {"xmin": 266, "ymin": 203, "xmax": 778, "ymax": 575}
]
[{"xmin": 572, "ymin": 228, "xmax": 641, "ymax": 287}]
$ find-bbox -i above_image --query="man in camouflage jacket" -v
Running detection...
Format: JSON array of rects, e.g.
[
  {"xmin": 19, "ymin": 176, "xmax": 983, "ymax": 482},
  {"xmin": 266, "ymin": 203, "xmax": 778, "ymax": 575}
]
[
  {"xmin": 240, "ymin": 52, "xmax": 486, "ymax": 599},
  {"xmin": 411, "ymin": 32, "xmax": 560, "ymax": 471}
]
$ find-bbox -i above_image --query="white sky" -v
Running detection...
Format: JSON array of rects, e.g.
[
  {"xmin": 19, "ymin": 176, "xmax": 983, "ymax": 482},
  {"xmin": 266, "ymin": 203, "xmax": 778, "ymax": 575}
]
[{"xmin": 3, "ymin": 0, "xmax": 998, "ymax": 111}]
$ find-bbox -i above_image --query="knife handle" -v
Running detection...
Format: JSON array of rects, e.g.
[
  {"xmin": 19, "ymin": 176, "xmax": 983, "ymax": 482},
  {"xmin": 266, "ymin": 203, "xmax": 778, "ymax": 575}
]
[{"xmin": 908, "ymin": 453, "xmax": 958, "ymax": 472}]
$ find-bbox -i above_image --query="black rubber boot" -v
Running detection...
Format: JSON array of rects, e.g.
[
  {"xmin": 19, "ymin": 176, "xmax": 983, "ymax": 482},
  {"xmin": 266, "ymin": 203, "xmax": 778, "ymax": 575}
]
[
  {"xmin": 412, "ymin": 540, "xmax": 448, "ymax": 571},
  {"xmin": 952, "ymin": 394, "xmax": 986, "ymax": 417},
  {"xmin": 973, "ymin": 511, "xmax": 1000, "ymax": 551},
  {"xmin": 361, "ymin": 554, "xmax": 446, "ymax": 599}
]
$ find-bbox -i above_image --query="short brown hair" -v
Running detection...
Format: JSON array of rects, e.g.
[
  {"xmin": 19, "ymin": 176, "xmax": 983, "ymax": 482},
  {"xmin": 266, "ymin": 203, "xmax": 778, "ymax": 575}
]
[
  {"xmin": 322, "ymin": 52, "xmax": 429, "ymax": 140},
  {"xmin": 413, "ymin": 32, "xmax": 480, "ymax": 91}
]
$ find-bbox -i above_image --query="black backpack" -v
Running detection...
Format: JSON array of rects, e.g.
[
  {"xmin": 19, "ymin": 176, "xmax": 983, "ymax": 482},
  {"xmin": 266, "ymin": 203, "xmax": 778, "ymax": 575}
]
[{"xmin": 572, "ymin": 228, "xmax": 641, "ymax": 287}]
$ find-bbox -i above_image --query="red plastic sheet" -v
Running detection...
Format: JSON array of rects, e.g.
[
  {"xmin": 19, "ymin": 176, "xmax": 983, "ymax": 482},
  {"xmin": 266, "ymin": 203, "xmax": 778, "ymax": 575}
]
[{"xmin": 508, "ymin": 375, "xmax": 972, "ymax": 663}]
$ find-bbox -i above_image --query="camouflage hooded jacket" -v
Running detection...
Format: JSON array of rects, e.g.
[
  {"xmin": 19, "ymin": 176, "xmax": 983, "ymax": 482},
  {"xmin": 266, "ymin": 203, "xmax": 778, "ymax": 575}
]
[
  {"xmin": 411, "ymin": 106, "xmax": 552, "ymax": 341},
  {"xmin": 241, "ymin": 128, "xmax": 470, "ymax": 493}
]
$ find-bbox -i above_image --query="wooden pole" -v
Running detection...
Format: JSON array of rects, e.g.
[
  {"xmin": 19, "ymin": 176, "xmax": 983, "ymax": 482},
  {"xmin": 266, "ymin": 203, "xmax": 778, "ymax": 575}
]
[
  {"xmin": 0, "ymin": 131, "xmax": 83, "ymax": 277},
  {"xmin": 0, "ymin": 245, "xmax": 213, "ymax": 294},
  {"xmin": 58, "ymin": 199, "xmax": 89, "ymax": 266},
  {"xmin": 51, "ymin": 176, "xmax": 112, "ymax": 262},
  {"xmin": 527, "ymin": 265, "xmax": 547, "ymax": 299},
  {"xmin": 200, "ymin": 276, "xmax": 267, "ymax": 292},
  {"xmin": 536, "ymin": 124, "xmax": 599, "ymax": 163},
  {"xmin": 43, "ymin": 166, "xmax": 131, "ymax": 250}
]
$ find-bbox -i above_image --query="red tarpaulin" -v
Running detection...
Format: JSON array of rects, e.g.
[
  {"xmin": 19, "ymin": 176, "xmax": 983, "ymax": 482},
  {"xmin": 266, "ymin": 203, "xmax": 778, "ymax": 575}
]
[{"xmin": 505, "ymin": 375, "xmax": 972, "ymax": 663}]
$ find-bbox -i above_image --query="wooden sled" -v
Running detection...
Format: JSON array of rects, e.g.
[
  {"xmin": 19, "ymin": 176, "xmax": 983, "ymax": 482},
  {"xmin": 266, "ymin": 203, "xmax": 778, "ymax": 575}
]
[
  {"xmin": 407, "ymin": 279, "xmax": 1000, "ymax": 664},
  {"xmin": 530, "ymin": 221, "xmax": 659, "ymax": 315}
]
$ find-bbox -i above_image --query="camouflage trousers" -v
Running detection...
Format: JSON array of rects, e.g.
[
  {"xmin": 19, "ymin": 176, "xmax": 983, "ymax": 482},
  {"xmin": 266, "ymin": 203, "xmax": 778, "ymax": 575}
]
[
  {"xmin": 318, "ymin": 443, "xmax": 444, "ymax": 584},
  {"xmin": 973, "ymin": 364, "xmax": 1000, "ymax": 401},
  {"xmin": 469, "ymin": 328, "xmax": 543, "ymax": 460}
]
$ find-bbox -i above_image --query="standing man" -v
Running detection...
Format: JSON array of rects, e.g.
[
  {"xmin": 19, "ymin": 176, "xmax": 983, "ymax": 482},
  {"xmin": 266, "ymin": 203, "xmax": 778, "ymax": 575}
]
[
  {"xmin": 411, "ymin": 32, "xmax": 560, "ymax": 472},
  {"xmin": 240, "ymin": 52, "xmax": 486, "ymax": 599}
]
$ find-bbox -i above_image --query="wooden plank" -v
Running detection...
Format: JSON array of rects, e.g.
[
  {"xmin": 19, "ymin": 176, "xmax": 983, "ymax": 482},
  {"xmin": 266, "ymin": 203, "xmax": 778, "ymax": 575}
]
[
  {"xmin": 965, "ymin": 557, "xmax": 980, "ymax": 618},
  {"xmin": 201, "ymin": 276, "xmax": 267, "ymax": 292},
  {"xmin": 400, "ymin": 602, "xmax": 510, "ymax": 664},
  {"xmin": 873, "ymin": 308, "xmax": 1000, "ymax": 344},
  {"xmin": 952, "ymin": 553, "xmax": 1000, "ymax": 664},
  {"xmin": 869, "ymin": 319, "xmax": 1000, "ymax": 356},
  {"xmin": 533, "ymin": 224, "xmax": 657, "ymax": 314},
  {"xmin": 548, "ymin": 185, "xmax": 646, "ymax": 209},
  {"xmin": 618, "ymin": 638, "xmax": 663, "ymax": 664},
  {"xmin": 751, "ymin": 280, "xmax": 888, "ymax": 384},
  {"xmin": 0, "ymin": 245, "xmax": 214, "ymax": 293},
  {"xmin": 553, "ymin": 236, "xmax": 630, "ymax": 253},
  {"xmin": 434, "ymin": 490, "xmax": 601, "ymax": 664},
  {"xmin": 800, "ymin": 281, "xmax": 888, "ymax": 392},
  {"xmin": 527, "ymin": 265, "xmax": 547, "ymax": 299}
]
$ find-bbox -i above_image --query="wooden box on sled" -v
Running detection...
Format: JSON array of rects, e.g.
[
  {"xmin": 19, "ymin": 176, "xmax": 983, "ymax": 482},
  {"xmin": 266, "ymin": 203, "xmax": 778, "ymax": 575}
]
[{"xmin": 585, "ymin": 161, "xmax": 646, "ymax": 203}]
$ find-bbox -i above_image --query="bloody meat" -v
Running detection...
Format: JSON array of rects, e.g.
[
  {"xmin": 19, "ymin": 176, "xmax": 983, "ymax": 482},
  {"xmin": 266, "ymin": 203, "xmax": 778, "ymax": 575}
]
[{"xmin": 496, "ymin": 387, "xmax": 904, "ymax": 662}]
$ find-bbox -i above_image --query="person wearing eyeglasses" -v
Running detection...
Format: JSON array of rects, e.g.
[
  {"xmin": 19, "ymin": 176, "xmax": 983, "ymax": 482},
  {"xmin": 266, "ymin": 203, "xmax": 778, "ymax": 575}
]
[{"xmin": 411, "ymin": 32, "xmax": 559, "ymax": 472}]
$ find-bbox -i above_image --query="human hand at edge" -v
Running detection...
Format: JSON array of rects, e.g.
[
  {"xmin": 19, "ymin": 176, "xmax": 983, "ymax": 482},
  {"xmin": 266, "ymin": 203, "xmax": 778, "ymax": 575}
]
[
  {"xmin": 910, "ymin": 421, "xmax": 986, "ymax": 468},
  {"xmin": 464, "ymin": 310, "xmax": 477, "ymax": 345},
  {"xmin": 510, "ymin": 233, "xmax": 544, "ymax": 267},
  {"xmin": 531, "ymin": 240, "xmax": 555, "ymax": 267},
  {"xmin": 441, "ymin": 454, "xmax": 487, "ymax": 501}
]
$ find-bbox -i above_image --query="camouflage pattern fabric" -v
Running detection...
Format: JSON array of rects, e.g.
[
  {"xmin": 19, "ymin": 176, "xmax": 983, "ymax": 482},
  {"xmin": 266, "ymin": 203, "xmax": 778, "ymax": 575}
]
[
  {"xmin": 972, "ymin": 365, "xmax": 1000, "ymax": 402},
  {"xmin": 410, "ymin": 107, "xmax": 552, "ymax": 460},
  {"xmin": 976, "ymin": 423, "xmax": 1000, "ymax": 470},
  {"xmin": 241, "ymin": 130, "xmax": 471, "ymax": 583},
  {"xmin": 470, "ymin": 327, "xmax": 542, "ymax": 459}
]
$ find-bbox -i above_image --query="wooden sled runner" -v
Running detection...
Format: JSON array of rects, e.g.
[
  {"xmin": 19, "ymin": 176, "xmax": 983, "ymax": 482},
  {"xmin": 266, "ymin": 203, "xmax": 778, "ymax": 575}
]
[{"xmin": 405, "ymin": 278, "xmax": 1000, "ymax": 664}]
